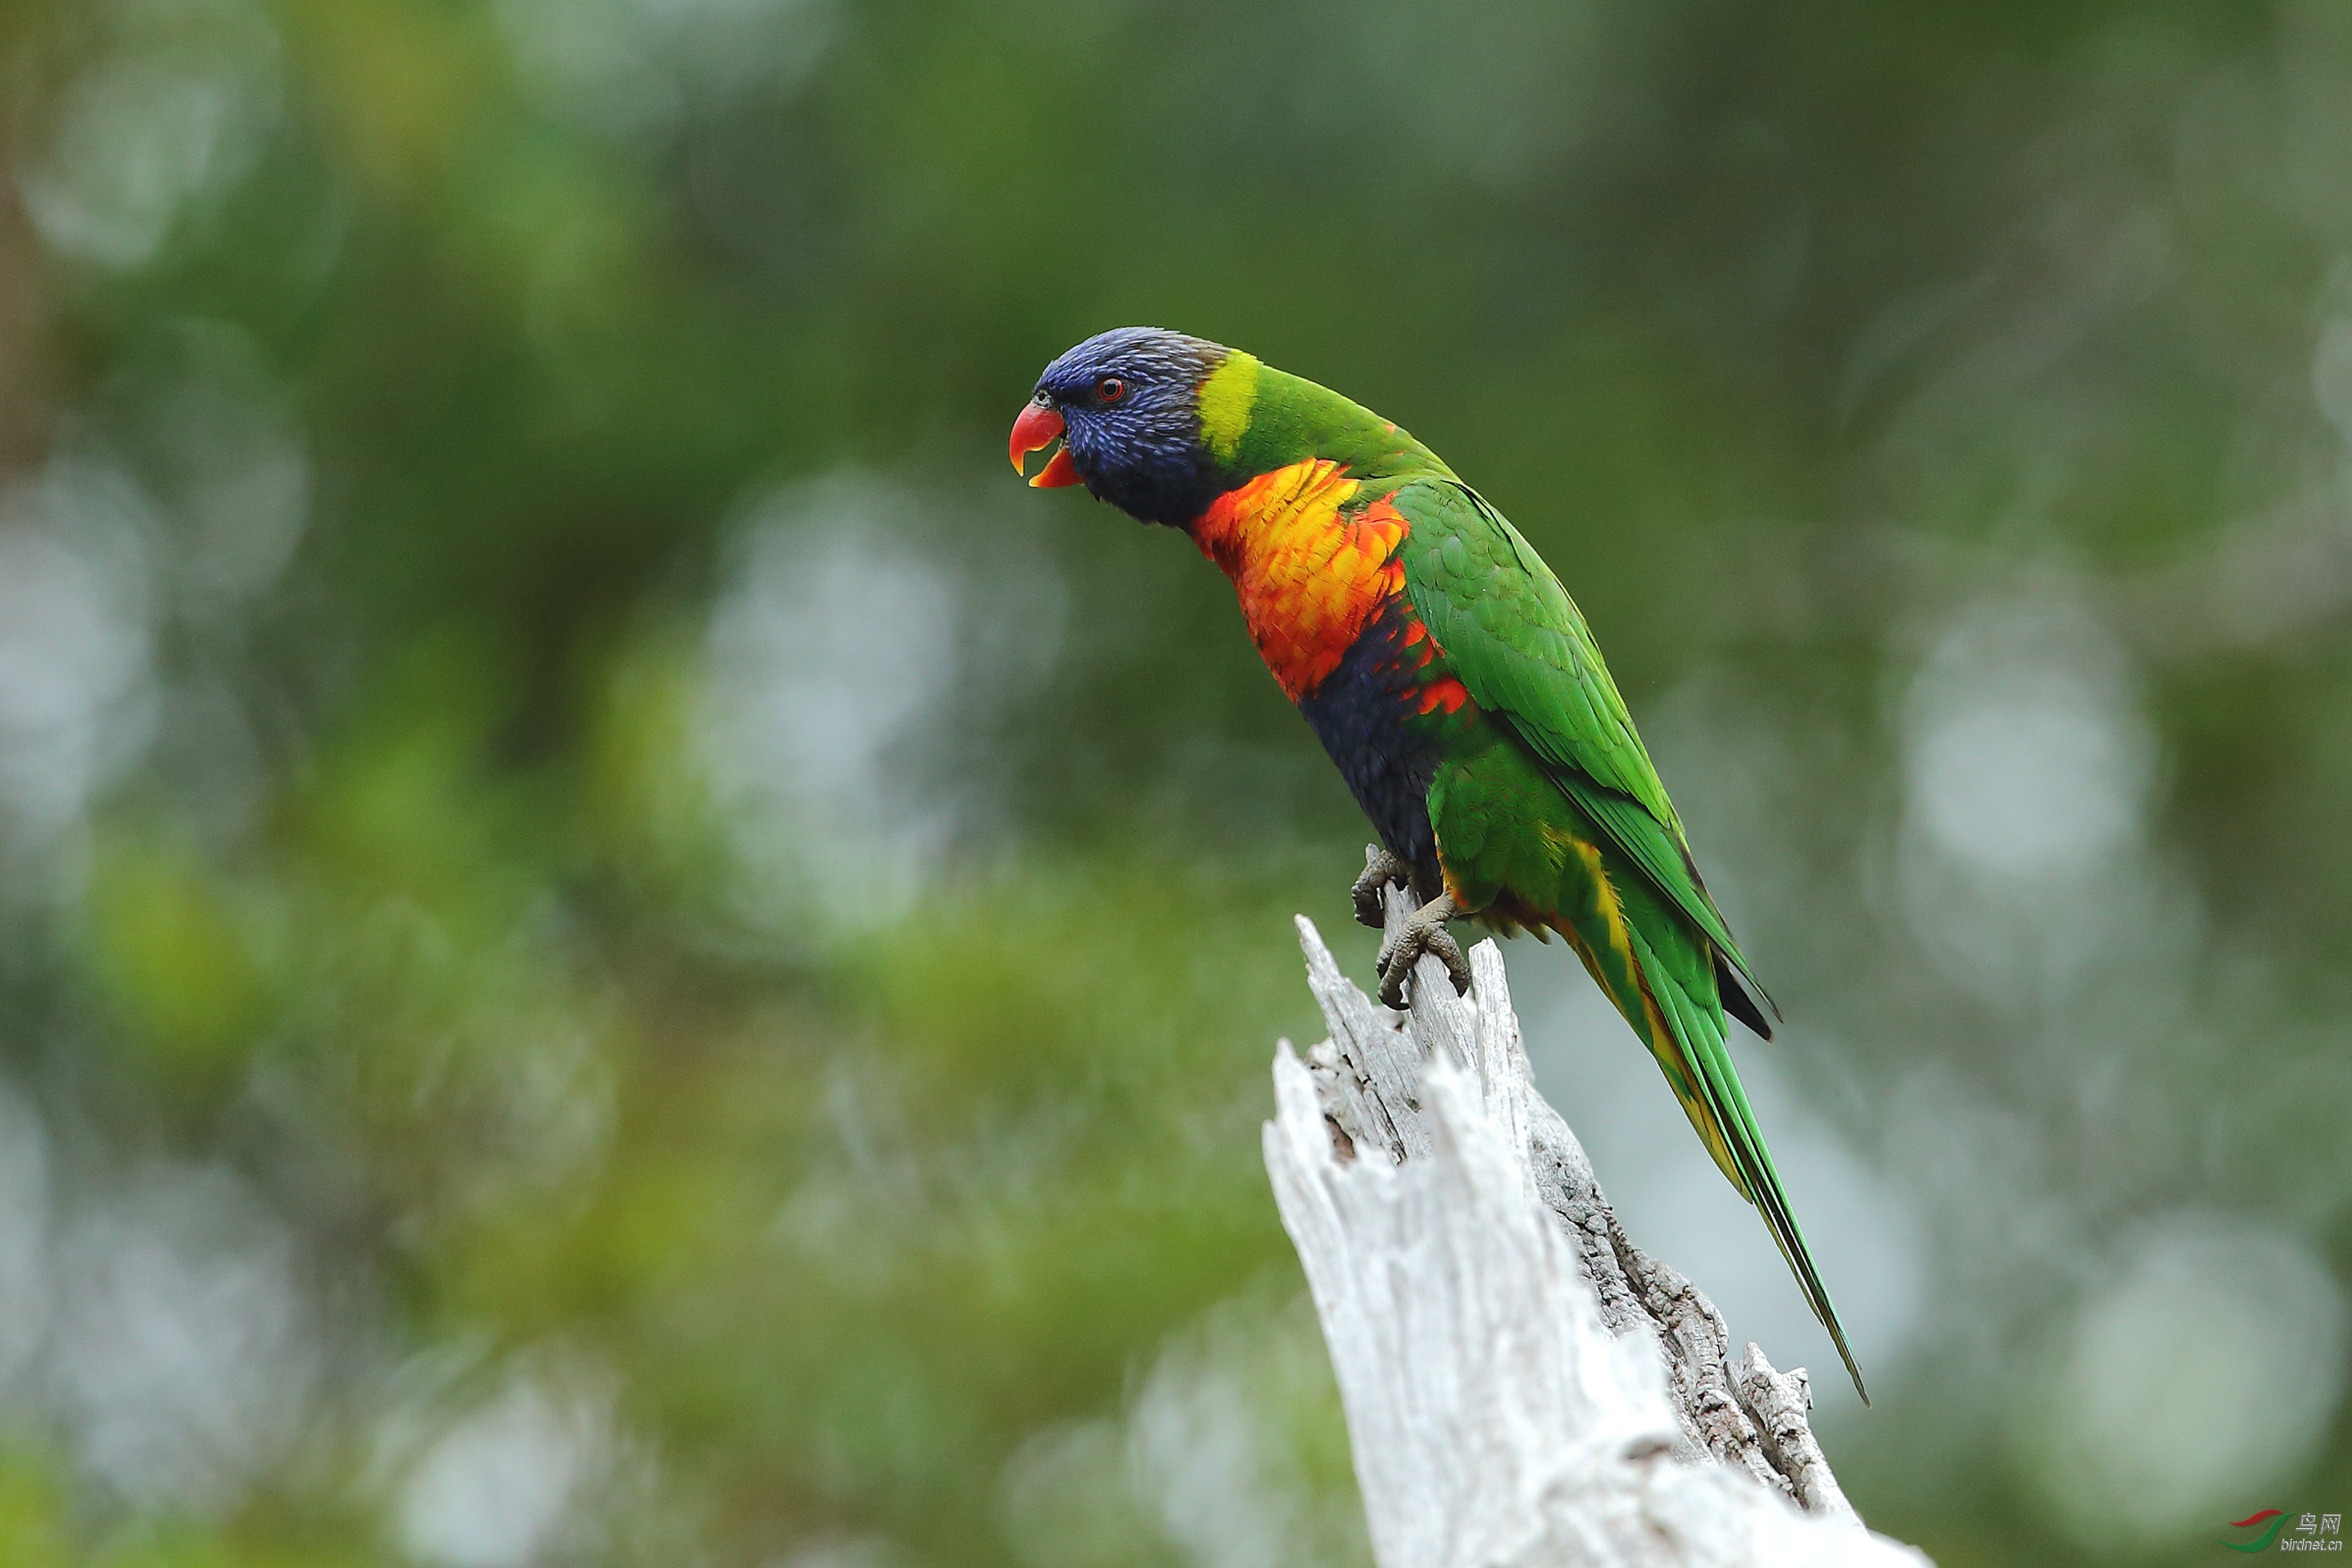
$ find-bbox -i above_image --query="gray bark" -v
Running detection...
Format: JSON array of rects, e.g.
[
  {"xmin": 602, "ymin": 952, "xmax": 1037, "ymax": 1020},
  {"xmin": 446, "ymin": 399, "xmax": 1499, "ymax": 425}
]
[{"xmin": 1262, "ymin": 889, "xmax": 1929, "ymax": 1568}]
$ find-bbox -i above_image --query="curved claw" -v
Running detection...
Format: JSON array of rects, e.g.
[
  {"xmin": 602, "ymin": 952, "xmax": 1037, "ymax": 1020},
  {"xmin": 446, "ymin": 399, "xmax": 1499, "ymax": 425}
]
[
  {"xmin": 1374, "ymin": 896, "xmax": 1470, "ymax": 1009},
  {"xmin": 1350, "ymin": 845, "xmax": 1408, "ymax": 929}
]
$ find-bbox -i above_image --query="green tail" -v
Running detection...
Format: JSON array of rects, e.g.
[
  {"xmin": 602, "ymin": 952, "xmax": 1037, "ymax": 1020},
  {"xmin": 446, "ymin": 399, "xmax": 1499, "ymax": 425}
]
[
  {"xmin": 1423, "ymin": 735, "xmax": 1864, "ymax": 1398},
  {"xmin": 1623, "ymin": 922, "xmax": 1868, "ymax": 1404}
]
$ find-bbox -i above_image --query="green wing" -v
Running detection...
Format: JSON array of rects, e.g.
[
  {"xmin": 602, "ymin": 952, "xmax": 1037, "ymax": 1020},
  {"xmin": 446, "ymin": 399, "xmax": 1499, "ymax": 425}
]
[
  {"xmin": 1390, "ymin": 478, "xmax": 1774, "ymax": 1019},
  {"xmin": 1392, "ymin": 476, "xmax": 1862, "ymax": 1398}
]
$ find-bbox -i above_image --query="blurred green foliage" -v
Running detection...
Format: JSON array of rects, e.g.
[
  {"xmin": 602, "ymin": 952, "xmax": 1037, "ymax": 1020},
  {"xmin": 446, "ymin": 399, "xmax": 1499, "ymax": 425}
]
[{"xmin": 3, "ymin": 0, "xmax": 2352, "ymax": 1564}]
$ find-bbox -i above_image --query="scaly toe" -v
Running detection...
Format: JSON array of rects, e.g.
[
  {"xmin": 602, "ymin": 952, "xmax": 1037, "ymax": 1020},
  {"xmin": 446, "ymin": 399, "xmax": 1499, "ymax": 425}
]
[
  {"xmin": 1428, "ymin": 928, "xmax": 1472, "ymax": 995},
  {"xmin": 1351, "ymin": 846, "xmax": 1405, "ymax": 929},
  {"xmin": 1372, "ymin": 908, "xmax": 1473, "ymax": 1008},
  {"xmin": 1374, "ymin": 932, "xmax": 1410, "ymax": 1008}
]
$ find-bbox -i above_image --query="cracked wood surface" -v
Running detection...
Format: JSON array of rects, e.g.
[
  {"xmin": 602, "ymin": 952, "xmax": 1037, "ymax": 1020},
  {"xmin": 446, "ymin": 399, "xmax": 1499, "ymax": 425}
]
[{"xmin": 1263, "ymin": 888, "xmax": 1929, "ymax": 1568}]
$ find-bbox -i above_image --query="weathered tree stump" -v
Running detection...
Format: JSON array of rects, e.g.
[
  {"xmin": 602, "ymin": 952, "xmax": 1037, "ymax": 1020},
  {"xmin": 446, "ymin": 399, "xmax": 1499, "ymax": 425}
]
[{"xmin": 1262, "ymin": 888, "xmax": 1930, "ymax": 1568}]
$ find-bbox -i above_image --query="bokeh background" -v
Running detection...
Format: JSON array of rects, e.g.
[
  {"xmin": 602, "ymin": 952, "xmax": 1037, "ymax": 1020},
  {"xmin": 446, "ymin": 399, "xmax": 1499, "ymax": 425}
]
[{"xmin": 0, "ymin": 0, "xmax": 2348, "ymax": 1563}]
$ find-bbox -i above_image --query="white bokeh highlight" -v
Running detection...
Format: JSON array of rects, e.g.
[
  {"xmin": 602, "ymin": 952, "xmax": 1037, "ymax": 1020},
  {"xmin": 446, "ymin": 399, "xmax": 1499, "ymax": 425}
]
[
  {"xmin": 2016, "ymin": 1215, "xmax": 2348, "ymax": 1548},
  {"xmin": 492, "ymin": 0, "xmax": 832, "ymax": 137},
  {"xmin": 999, "ymin": 1292, "xmax": 1363, "ymax": 1568},
  {"xmin": 696, "ymin": 473, "xmax": 1065, "ymax": 938},
  {"xmin": 124, "ymin": 322, "xmax": 313, "ymax": 617},
  {"xmin": 1900, "ymin": 595, "xmax": 2155, "ymax": 884},
  {"xmin": 396, "ymin": 1379, "xmax": 606, "ymax": 1568},
  {"xmin": 17, "ymin": 0, "xmax": 284, "ymax": 272},
  {"xmin": 0, "ymin": 458, "xmax": 161, "ymax": 859},
  {"xmin": 1893, "ymin": 593, "xmax": 2182, "ymax": 1006},
  {"xmin": 51, "ymin": 1163, "xmax": 319, "ymax": 1513}
]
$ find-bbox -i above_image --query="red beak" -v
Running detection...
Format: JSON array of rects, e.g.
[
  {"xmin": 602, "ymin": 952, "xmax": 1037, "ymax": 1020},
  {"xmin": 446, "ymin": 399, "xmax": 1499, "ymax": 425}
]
[{"xmin": 1010, "ymin": 400, "xmax": 1084, "ymax": 488}]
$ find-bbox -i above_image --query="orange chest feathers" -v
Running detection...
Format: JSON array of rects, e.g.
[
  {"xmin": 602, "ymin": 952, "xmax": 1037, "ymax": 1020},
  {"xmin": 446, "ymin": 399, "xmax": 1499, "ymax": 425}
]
[{"xmin": 1189, "ymin": 460, "xmax": 1409, "ymax": 701}]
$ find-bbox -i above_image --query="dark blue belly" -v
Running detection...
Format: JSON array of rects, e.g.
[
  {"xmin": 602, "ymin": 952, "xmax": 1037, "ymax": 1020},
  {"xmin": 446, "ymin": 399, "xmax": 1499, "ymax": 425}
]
[{"xmin": 1297, "ymin": 607, "xmax": 1444, "ymax": 885}]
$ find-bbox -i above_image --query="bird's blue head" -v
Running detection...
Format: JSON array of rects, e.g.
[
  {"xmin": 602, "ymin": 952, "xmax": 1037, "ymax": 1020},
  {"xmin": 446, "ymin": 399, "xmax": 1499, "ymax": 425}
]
[{"xmin": 1010, "ymin": 327, "xmax": 1234, "ymax": 526}]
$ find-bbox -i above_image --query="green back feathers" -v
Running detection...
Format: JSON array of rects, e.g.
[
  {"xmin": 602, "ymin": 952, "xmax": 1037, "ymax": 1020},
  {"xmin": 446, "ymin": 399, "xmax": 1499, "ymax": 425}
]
[
  {"xmin": 1199, "ymin": 358, "xmax": 1767, "ymax": 1010},
  {"xmin": 1389, "ymin": 479, "xmax": 1773, "ymax": 1013},
  {"xmin": 1199, "ymin": 356, "xmax": 1452, "ymax": 485}
]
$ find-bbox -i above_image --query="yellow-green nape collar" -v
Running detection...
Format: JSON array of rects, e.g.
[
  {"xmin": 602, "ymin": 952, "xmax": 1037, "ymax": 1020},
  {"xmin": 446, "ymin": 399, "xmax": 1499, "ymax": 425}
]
[{"xmin": 1196, "ymin": 350, "xmax": 1260, "ymax": 464}]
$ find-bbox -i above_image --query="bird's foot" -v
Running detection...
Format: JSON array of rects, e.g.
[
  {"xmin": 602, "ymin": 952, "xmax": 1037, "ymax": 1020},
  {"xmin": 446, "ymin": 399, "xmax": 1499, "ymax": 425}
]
[
  {"xmin": 1351, "ymin": 844, "xmax": 1410, "ymax": 928},
  {"xmin": 1375, "ymin": 892, "xmax": 1470, "ymax": 1009}
]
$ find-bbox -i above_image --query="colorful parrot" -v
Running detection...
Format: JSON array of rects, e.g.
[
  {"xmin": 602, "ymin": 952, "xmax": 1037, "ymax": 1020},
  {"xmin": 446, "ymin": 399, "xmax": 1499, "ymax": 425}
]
[{"xmin": 1010, "ymin": 327, "xmax": 1865, "ymax": 1401}]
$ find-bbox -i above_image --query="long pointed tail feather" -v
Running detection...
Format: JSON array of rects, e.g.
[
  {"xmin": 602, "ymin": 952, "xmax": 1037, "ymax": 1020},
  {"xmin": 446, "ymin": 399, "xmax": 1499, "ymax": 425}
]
[{"xmin": 1626, "ymin": 925, "xmax": 1868, "ymax": 1404}]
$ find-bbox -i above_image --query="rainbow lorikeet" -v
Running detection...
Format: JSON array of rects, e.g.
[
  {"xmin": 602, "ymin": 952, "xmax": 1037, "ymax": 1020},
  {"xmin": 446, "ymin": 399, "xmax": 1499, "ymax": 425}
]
[{"xmin": 1010, "ymin": 327, "xmax": 1865, "ymax": 1401}]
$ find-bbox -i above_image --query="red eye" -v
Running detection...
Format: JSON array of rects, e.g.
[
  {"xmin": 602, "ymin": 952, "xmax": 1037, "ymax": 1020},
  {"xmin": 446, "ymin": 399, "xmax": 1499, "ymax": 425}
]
[{"xmin": 1097, "ymin": 377, "xmax": 1126, "ymax": 403}]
